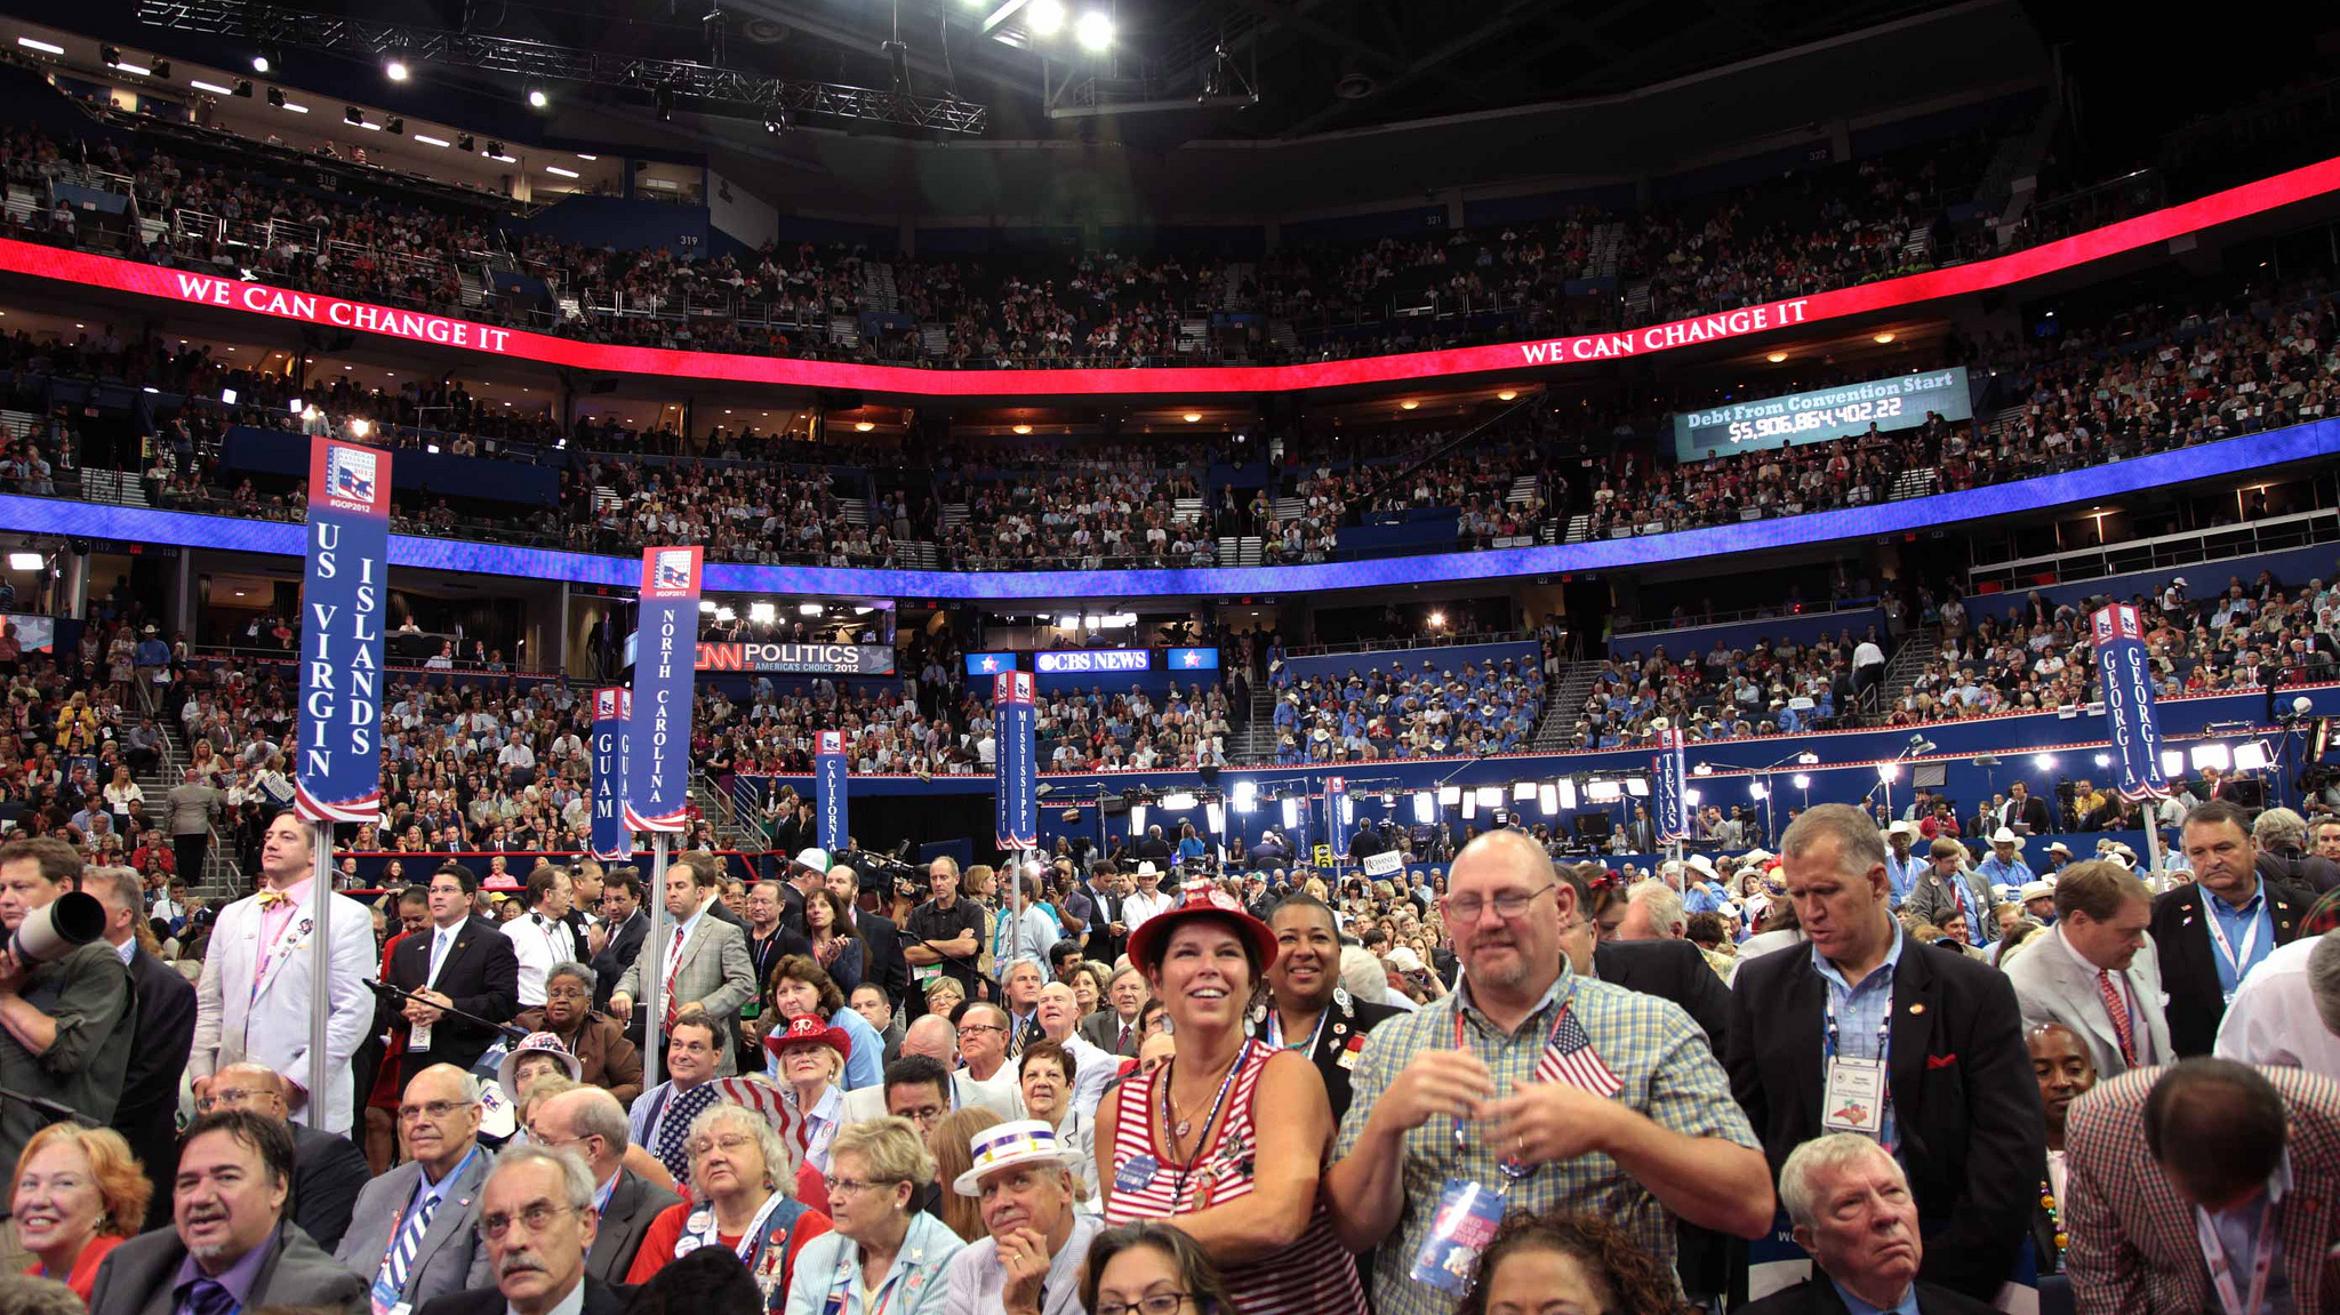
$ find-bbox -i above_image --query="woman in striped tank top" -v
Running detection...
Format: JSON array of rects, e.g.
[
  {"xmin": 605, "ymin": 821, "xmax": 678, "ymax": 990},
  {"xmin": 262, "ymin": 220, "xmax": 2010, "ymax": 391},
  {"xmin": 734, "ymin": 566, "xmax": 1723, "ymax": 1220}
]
[{"xmin": 1097, "ymin": 886, "xmax": 1368, "ymax": 1315}]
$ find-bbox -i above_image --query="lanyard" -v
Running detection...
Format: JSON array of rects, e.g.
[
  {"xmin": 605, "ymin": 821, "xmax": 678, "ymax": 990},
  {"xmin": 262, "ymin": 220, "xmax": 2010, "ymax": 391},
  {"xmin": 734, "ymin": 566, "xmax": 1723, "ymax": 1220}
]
[
  {"xmin": 385, "ymin": 1143, "xmax": 483, "ymax": 1252},
  {"xmin": 2193, "ymin": 1194, "xmax": 2280, "ymax": 1315},
  {"xmin": 689, "ymin": 1188, "xmax": 791, "ymax": 1267},
  {"xmin": 1449, "ymin": 984, "xmax": 1580, "ymax": 1185},
  {"xmin": 2204, "ymin": 896, "xmax": 2268, "ymax": 989},
  {"xmin": 1823, "ymin": 968, "xmax": 1895, "ymax": 1061},
  {"xmin": 1264, "ymin": 1006, "xmax": 1329, "ymax": 1055},
  {"xmin": 829, "ymin": 1245, "xmax": 908, "ymax": 1315},
  {"xmin": 1160, "ymin": 1039, "xmax": 1253, "ymax": 1207}
]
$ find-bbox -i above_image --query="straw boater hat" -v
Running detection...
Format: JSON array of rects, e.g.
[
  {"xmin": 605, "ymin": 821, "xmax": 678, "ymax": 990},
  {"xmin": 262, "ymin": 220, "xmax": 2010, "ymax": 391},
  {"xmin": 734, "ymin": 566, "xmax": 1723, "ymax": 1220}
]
[{"xmin": 953, "ymin": 1119, "xmax": 1083, "ymax": 1196}]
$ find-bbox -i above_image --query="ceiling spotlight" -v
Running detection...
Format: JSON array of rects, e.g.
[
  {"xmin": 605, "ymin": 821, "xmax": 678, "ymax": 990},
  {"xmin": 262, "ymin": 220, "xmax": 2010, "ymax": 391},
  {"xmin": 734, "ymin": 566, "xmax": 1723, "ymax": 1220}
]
[
  {"xmin": 485, "ymin": 140, "xmax": 505, "ymax": 157},
  {"xmin": 1027, "ymin": 0, "xmax": 1067, "ymax": 36},
  {"xmin": 1181, "ymin": 412, "xmax": 1202, "ymax": 423},
  {"xmin": 1496, "ymin": 389, "xmax": 1518, "ymax": 401},
  {"xmin": 1011, "ymin": 423, "xmax": 1033, "ymax": 435},
  {"xmin": 527, "ymin": 87, "xmax": 549, "ymax": 109},
  {"xmin": 266, "ymin": 86, "xmax": 285, "ymax": 108},
  {"xmin": 763, "ymin": 111, "xmax": 789, "ymax": 134},
  {"xmin": 99, "ymin": 44, "xmax": 120, "ymax": 66},
  {"xmin": 1872, "ymin": 332, "xmax": 1896, "ymax": 344},
  {"xmin": 151, "ymin": 59, "xmax": 170, "ymax": 79},
  {"xmin": 854, "ymin": 421, "xmax": 876, "ymax": 432},
  {"xmin": 384, "ymin": 116, "xmax": 404, "ymax": 135},
  {"xmin": 232, "ymin": 78, "xmax": 253, "ymax": 97},
  {"xmin": 252, "ymin": 51, "xmax": 272, "ymax": 74},
  {"xmin": 1074, "ymin": 9, "xmax": 1114, "ymax": 50},
  {"xmin": 1399, "ymin": 399, "xmax": 1419, "ymax": 411},
  {"xmin": 1765, "ymin": 351, "xmax": 1789, "ymax": 363},
  {"xmin": 384, "ymin": 59, "xmax": 409, "ymax": 82}
]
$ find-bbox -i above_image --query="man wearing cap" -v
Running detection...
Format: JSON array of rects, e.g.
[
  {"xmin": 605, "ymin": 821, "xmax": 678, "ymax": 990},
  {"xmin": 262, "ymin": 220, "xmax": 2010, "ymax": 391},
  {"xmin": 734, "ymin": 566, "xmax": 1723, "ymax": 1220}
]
[
  {"xmin": 1884, "ymin": 823, "xmax": 1924, "ymax": 909},
  {"xmin": 783, "ymin": 848, "xmax": 831, "ymax": 936},
  {"xmin": 1907, "ymin": 838, "xmax": 1997, "ymax": 948},
  {"xmin": 2020, "ymin": 881, "xmax": 2059, "ymax": 925},
  {"xmin": 940, "ymin": 1120, "xmax": 1101, "ymax": 1315},
  {"xmin": 2006, "ymin": 861, "xmax": 2170, "ymax": 1079},
  {"xmin": 1978, "ymin": 829, "xmax": 2036, "ymax": 890},
  {"xmin": 2042, "ymin": 840, "xmax": 2075, "ymax": 874},
  {"xmin": 1682, "ymin": 853, "xmax": 1729, "ymax": 915}
]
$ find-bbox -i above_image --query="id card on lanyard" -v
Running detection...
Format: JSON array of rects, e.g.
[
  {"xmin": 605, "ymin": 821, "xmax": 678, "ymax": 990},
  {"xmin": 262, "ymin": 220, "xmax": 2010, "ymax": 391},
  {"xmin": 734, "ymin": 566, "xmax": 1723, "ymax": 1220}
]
[
  {"xmin": 2204, "ymin": 899, "xmax": 2267, "ymax": 1004},
  {"xmin": 2194, "ymin": 1196, "xmax": 2279, "ymax": 1315},
  {"xmin": 1821, "ymin": 976, "xmax": 1893, "ymax": 1141}
]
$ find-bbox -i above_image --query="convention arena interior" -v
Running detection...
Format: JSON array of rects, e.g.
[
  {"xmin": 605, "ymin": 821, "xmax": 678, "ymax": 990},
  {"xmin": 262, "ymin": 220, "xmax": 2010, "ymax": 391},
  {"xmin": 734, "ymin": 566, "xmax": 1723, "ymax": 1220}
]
[{"xmin": 0, "ymin": 2, "xmax": 2335, "ymax": 1313}]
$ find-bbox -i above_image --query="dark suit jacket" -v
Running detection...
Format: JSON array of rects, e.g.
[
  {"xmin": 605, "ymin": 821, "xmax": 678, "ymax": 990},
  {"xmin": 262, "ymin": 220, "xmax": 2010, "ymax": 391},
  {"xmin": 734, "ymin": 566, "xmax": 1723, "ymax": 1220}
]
[
  {"xmin": 114, "ymin": 944, "xmax": 196, "ymax": 1229},
  {"xmin": 1594, "ymin": 938, "xmax": 1732, "ymax": 1055},
  {"xmin": 855, "ymin": 908, "xmax": 911, "ymax": 1008},
  {"xmin": 418, "ymin": 1276, "xmax": 631, "ymax": 1315},
  {"xmin": 1079, "ymin": 1008, "xmax": 1143, "ymax": 1058},
  {"xmin": 1291, "ymin": 993, "xmax": 1403, "ymax": 1126},
  {"xmin": 2148, "ymin": 877, "xmax": 2309, "ymax": 1057},
  {"xmin": 386, "ymin": 914, "xmax": 521, "ymax": 1075},
  {"xmin": 1725, "ymin": 935, "xmax": 2045, "ymax": 1300},
  {"xmin": 1082, "ymin": 886, "xmax": 1127, "ymax": 965},
  {"xmin": 586, "ymin": 1167, "xmax": 682, "ymax": 1283},
  {"xmin": 290, "ymin": 1120, "xmax": 374, "ymax": 1252},
  {"xmin": 2001, "ymin": 795, "xmax": 2053, "ymax": 835},
  {"xmin": 88, "ymin": 1220, "xmax": 367, "ymax": 1315},
  {"xmin": 592, "ymin": 910, "xmax": 649, "ymax": 1009},
  {"xmin": 1738, "ymin": 1276, "xmax": 1999, "ymax": 1315}
]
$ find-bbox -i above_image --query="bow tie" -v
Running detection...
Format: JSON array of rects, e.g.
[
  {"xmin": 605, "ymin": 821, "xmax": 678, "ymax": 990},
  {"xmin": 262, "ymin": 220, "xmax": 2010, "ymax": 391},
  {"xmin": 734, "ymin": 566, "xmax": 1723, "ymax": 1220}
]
[{"xmin": 256, "ymin": 890, "xmax": 290, "ymax": 909}]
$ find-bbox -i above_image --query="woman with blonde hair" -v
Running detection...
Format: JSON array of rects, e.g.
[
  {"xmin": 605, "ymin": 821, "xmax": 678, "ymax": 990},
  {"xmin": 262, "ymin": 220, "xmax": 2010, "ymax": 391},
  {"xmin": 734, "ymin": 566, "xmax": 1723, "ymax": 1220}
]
[
  {"xmin": 627, "ymin": 1101, "xmax": 834, "ymax": 1305},
  {"xmin": 927, "ymin": 1108, "xmax": 1003, "ymax": 1242},
  {"xmin": 12, "ymin": 1124, "xmax": 151, "ymax": 1302},
  {"xmin": 783, "ymin": 1117, "xmax": 964, "ymax": 1315}
]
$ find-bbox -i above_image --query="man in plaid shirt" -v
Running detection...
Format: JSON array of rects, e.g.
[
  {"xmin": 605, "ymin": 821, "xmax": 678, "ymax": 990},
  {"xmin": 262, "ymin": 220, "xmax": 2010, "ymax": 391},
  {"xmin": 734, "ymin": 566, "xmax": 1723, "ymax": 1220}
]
[{"xmin": 1326, "ymin": 829, "xmax": 1771, "ymax": 1313}]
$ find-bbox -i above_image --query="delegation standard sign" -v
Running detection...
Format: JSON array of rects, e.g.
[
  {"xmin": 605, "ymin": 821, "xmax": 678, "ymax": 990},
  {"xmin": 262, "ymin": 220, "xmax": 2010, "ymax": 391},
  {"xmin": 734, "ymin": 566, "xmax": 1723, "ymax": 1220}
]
[{"xmin": 295, "ymin": 438, "xmax": 390, "ymax": 824}]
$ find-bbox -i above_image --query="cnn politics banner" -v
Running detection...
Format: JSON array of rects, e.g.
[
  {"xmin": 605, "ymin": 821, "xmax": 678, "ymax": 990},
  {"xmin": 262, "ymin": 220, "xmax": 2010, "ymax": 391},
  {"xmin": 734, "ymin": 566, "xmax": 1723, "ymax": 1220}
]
[
  {"xmin": 295, "ymin": 438, "xmax": 390, "ymax": 824},
  {"xmin": 1652, "ymin": 726, "xmax": 1692, "ymax": 844},
  {"xmin": 994, "ymin": 672, "xmax": 1037, "ymax": 851},
  {"xmin": 590, "ymin": 688, "xmax": 632, "ymax": 860},
  {"xmin": 2090, "ymin": 603, "xmax": 2173, "ymax": 800},
  {"xmin": 815, "ymin": 730, "xmax": 849, "ymax": 852},
  {"xmin": 697, "ymin": 642, "xmax": 896, "ymax": 676},
  {"xmin": 626, "ymin": 547, "xmax": 701, "ymax": 833}
]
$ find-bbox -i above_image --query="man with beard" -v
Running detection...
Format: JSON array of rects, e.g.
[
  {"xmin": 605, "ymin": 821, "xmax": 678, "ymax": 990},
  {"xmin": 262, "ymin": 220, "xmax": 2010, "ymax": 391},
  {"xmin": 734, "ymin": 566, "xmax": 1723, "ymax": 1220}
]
[{"xmin": 415, "ymin": 1145, "xmax": 629, "ymax": 1315}]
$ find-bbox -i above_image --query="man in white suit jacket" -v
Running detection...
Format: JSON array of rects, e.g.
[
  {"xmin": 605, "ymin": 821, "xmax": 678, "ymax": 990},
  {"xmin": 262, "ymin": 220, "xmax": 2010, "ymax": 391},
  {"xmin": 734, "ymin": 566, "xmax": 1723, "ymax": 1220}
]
[
  {"xmin": 189, "ymin": 811, "xmax": 378, "ymax": 1134},
  {"xmin": 2006, "ymin": 860, "xmax": 2173, "ymax": 1078}
]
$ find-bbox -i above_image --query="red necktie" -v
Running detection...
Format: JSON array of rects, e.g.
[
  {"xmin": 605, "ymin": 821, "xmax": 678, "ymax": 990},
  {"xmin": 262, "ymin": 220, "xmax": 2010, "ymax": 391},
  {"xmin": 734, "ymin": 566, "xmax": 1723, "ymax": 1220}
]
[
  {"xmin": 662, "ymin": 927, "xmax": 687, "ymax": 1031},
  {"xmin": 1117, "ymin": 1023, "xmax": 1131, "ymax": 1056},
  {"xmin": 2097, "ymin": 969, "xmax": 2138, "ymax": 1068}
]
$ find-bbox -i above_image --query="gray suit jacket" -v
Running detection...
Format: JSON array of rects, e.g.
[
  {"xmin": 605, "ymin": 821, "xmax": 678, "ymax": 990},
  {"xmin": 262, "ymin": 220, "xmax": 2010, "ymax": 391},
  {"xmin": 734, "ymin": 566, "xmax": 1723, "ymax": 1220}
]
[
  {"xmin": 333, "ymin": 1145, "xmax": 496, "ymax": 1307},
  {"xmin": 615, "ymin": 910, "xmax": 757, "ymax": 1074},
  {"xmin": 2005, "ymin": 924, "xmax": 2173, "ymax": 1078},
  {"xmin": 88, "ymin": 1221, "xmax": 367, "ymax": 1315},
  {"xmin": 586, "ymin": 1166, "xmax": 681, "ymax": 1284},
  {"xmin": 1077, "ymin": 1008, "xmax": 1141, "ymax": 1057},
  {"xmin": 1904, "ymin": 868, "xmax": 1997, "ymax": 943}
]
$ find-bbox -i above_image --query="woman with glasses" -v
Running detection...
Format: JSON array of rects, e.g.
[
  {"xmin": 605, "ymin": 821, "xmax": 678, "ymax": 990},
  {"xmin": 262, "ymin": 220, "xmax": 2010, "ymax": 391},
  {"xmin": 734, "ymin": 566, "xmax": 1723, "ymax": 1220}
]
[
  {"xmin": 510, "ymin": 961, "xmax": 645, "ymax": 1105},
  {"xmin": 1097, "ymin": 887, "xmax": 1367, "ymax": 1315},
  {"xmin": 782, "ymin": 1116, "xmax": 963, "ymax": 1315},
  {"xmin": 1079, "ymin": 1221, "xmax": 1236, "ymax": 1315},
  {"xmin": 625, "ymin": 1102, "xmax": 833, "ymax": 1306},
  {"xmin": 11, "ymin": 1124, "xmax": 149, "ymax": 1303}
]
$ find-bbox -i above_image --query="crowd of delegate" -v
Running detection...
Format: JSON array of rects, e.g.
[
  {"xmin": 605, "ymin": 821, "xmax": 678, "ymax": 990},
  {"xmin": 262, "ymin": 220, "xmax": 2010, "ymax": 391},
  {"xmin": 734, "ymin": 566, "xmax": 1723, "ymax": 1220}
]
[{"xmin": 4, "ymin": 676, "xmax": 2340, "ymax": 1315}]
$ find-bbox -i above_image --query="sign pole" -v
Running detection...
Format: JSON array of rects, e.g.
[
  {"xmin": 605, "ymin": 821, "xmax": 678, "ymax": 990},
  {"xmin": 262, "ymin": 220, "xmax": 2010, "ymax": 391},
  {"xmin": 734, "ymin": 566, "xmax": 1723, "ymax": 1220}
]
[
  {"xmin": 625, "ymin": 545, "xmax": 702, "ymax": 1090},
  {"xmin": 644, "ymin": 831, "xmax": 667, "ymax": 1088},
  {"xmin": 308, "ymin": 820, "xmax": 331, "ymax": 1122}
]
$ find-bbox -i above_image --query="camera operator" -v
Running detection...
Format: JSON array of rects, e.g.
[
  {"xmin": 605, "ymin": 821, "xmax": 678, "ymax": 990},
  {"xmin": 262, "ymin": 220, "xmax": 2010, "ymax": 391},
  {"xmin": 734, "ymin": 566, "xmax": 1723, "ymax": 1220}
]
[{"xmin": 0, "ymin": 837, "xmax": 134, "ymax": 1179}]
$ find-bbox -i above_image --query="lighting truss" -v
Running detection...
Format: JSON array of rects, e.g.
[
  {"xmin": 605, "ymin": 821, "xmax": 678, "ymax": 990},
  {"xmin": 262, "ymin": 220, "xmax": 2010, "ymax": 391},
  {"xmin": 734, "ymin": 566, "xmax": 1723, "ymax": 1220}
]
[{"xmin": 135, "ymin": 0, "xmax": 990, "ymax": 134}]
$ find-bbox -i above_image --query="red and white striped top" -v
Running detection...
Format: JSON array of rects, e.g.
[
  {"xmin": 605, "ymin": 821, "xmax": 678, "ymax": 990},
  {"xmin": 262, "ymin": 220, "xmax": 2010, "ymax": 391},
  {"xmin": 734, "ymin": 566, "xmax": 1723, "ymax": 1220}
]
[{"xmin": 1104, "ymin": 1042, "xmax": 1367, "ymax": 1315}]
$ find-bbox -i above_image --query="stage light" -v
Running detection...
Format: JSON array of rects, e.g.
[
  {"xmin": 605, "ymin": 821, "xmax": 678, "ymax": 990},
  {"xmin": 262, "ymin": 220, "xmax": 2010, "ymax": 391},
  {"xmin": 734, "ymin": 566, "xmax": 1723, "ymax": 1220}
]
[
  {"xmin": 698, "ymin": 600, "xmax": 717, "ymax": 613},
  {"xmin": 1181, "ymin": 412, "xmax": 1202, "ymax": 423},
  {"xmin": 1205, "ymin": 802, "xmax": 1225, "ymax": 832},
  {"xmin": 1876, "ymin": 763, "xmax": 1900, "ymax": 782},
  {"xmin": 1497, "ymin": 389, "xmax": 1518, "ymax": 401},
  {"xmin": 1412, "ymin": 792, "xmax": 1436, "ymax": 824},
  {"xmin": 1749, "ymin": 781, "xmax": 1769, "ymax": 799},
  {"xmin": 1279, "ymin": 797, "xmax": 1299, "ymax": 830},
  {"xmin": 747, "ymin": 602, "xmax": 776, "ymax": 624},
  {"xmin": 347, "ymin": 418, "xmax": 371, "ymax": 438},
  {"xmin": 1461, "ymin": 792, "xmax": 1476, "ymax": 819},
  {"xmin": 16, "ymin": 38, "xmax": 65, "ymax": 56},
  {"xmin": 1161, "ymin": 792, "xmax": 1198, "ymax": 811},
  {"xmin": 1232, "ymin": 781, "xmax": 1257, "ymax": 813},
  {"xmin": 1796, "ymin": 751, "xmax": 1820, "ymax": 765},
  {"xmin": 2189, "ymin": 743, "xmax": 2230, "ymax": 772},
  {"xmin": 1438, "ymin": 786, "xmax": 1462, "ymax": 806},
  {"xmin": 7, "ymin": 552, "xmax": 43, "ymax": 570},
  {"xmin": 1625, "ymin": 779, "xmax": 1650, "ymax": 798},
  {"xmin": 457, "ymin": 134, "xmax": 476, "ymax": 152},
  {"xmin": 1685, "ymin": 788, "xmax": 1704, "ymax": 806},
  {"xmin": 385, "ymin": 59, "xmax": 410, "ymax": 82},
  {"xmin": 2093, "ymin": 753, "xmax": 2112, "ymax": 768},
  {"xmin": 1027, "ymin": 0, "xmax": 1066, "ymax": 36},
  {"xmin": 1584, "ymin": 780, "xmax": 1622, "ymax": 803},
  {"xmin": 1512, "ymin": 782, "xmax": 1536, "ymax": 801},
  {"xmin": 1792, "ymin": 774, "xmax": 1811, "ymax": 790},
  {"xmin": 1425, "ymin": 610, "xmax": 1446, "ymax": 630},
  {"xmin": 528, "ymin": 87, "xmax": 549, "ymax": 109},
  {"xmin": 1555, "ymin": 779, "xmax": 1577, "ymax": 811},
  {"xmin": 1766, "ymin": 351, "xmax": 1788, "ymax": 363},
  {"xmin": 712, "ymin": 605, "xmax": 735, "ymax": 623},
  {"xmin": 853, "ymin": 420, "xmax": 875, "ymax": 432},
  {"xmin": 384, "ymin": 117, "xmax": 404, "ymax": 135},
  {"xmin": 1011, "ymin": 424, "xmax": 1033, "ymax": 435},
  {"xmin": 1399, "ymin": 399, "xmax": 1419, "ymax": 411},
  {"xmin": 1074, "ymin": 10, "xmax": 1113, "ymax": 51},
  {"xmin": 1338, "ymin": 794, "xmax": 1355, "ymax": 825},
  {"xmin": 1129, "ymin": 804, "xmax": 1147, "ymax": 835},
  {"xmin": 1537, "ymin": 784, "xmax": 1559, "ymax": 816},
  {"xmin": 287, "ymin": 398, "xmax": 302, "ymax": 414},
  {"xmin": 1873, "ymin": 332, "xmax": 1895, "ymax": 344},
  {"xmin": 2160, "ymin": 750, "xmax": 2185, "ymax": 778},
  {"xmin": 2233, "ymin": 740, "xmax": 2274, "ymax": 773},
  {"xmin": 251, "ymin": 53, "xmax": 271, "ymax": 73},
  {"xmin": 1475, "ymin": 787, "xmax": 1503, "ymax": 809},
  {"xmin": 798, "ymin": 602, "xmax": 823, "ymax": 616},
  {"xmin": 219, "ymin": 388, "xmax": 238, "ymax": 404},
  {"xmin": 345, "ymin": 106, "xmax": 365, "ymax": 126},
  {"xmin": 2033, "ymin": 754, "xmax": 2056, "ymax": 772}
]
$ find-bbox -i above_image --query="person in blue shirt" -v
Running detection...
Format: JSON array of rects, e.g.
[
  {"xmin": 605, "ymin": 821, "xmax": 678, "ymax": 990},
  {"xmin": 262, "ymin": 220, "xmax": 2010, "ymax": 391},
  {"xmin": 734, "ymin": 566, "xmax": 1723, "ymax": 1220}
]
[
  {"xmin": 1976, "ymin": 828, "xmax": 2035, "ymax": 889},
  {"xmin": 1175, "ymin": 823, "xmax": 1209, "ymax": 865},
  {"xmin": 1883, "ymin": 822, "xmax": 1925, "ymax": 909}
]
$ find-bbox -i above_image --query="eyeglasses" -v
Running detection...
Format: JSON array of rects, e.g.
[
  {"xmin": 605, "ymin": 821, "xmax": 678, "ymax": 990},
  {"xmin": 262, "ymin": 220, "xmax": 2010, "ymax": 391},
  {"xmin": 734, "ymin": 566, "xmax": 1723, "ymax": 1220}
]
[
  {"xmin": 479, "ymin": 1202, "xmax": 577, "ymax": 1239},
  {"xmin": 1097, "ymin": 1295, "xmax": 1193, "ymax": 1315},
  {"xmin": 1441, "ymin": 882, "xmax": 1557, "ymax": 922},
  {"xmin": 687, "ymin": 1132, "xmax": 758, "ymax": 1158},
  {"xmin": 398, "ymin": 1099, "xmax": 473, "ymax": 1123},
  {"xmin": 823, "ymin": 1175, "xmax": 904, "ymax": 1198},
  {"xmin": 195, "ymin": 1087, "xmax": 265, "ymax": 1112},
  {"xmin": 960, "ymin": 1023, "xmax": 1005, "ymax": 1035}
]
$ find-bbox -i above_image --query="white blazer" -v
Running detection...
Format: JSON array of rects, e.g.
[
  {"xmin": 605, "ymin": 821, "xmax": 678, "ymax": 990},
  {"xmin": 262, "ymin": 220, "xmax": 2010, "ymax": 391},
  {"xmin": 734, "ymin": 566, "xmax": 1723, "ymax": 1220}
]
[{"xmin": 190, "ymin": 884, "xmax": 378, "ymax": 1134}]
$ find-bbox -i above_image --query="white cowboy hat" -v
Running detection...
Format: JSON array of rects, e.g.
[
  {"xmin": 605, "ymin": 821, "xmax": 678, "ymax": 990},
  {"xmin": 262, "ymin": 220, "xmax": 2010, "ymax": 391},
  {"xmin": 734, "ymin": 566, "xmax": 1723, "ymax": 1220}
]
[{"xmin": 1990, "ymin": 827, "xmax": 2020, "ymax": 846}]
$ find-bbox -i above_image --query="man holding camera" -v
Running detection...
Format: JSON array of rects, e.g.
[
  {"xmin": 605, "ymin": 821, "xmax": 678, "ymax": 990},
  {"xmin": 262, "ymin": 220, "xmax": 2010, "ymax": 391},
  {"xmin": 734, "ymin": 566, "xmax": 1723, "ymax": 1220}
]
[{"xmin": 0, "ymin": 836, "xmax": 135, "ymax": 1180}]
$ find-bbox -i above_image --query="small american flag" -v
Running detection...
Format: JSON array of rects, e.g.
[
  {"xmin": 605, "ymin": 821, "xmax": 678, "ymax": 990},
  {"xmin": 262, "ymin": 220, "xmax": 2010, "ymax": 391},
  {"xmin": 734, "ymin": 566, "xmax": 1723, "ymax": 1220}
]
[
  {"xmin": 1533, "ymin": 1006, "xmax": 1623, "ymax": 1097},
  {"xmin": 712, "ymin": 1076, "xmax": 808, "ymax": 1149}
]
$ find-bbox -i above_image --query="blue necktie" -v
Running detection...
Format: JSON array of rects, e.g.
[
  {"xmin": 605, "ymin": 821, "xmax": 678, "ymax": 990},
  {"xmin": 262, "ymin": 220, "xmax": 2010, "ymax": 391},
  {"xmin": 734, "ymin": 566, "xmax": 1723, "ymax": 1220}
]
[
  {"xmin": 184, "ymin": 1276, "xmax": 238, "ymax": 1315},
  {"xmin": 377, "ymin": 1190, "xmax": 442, "ymax": 1298}
]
